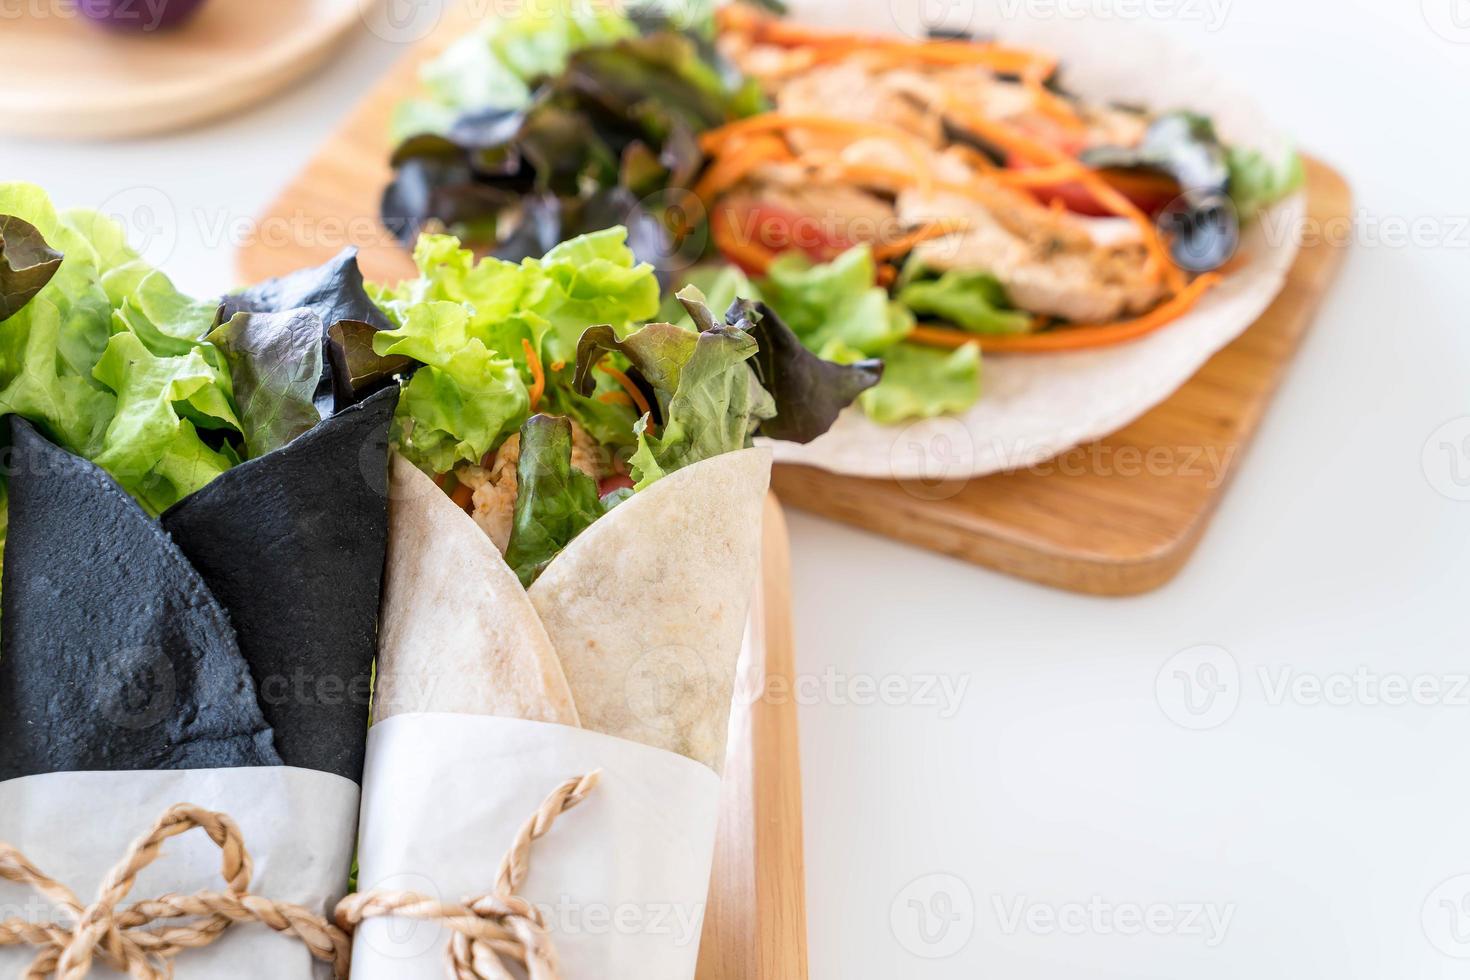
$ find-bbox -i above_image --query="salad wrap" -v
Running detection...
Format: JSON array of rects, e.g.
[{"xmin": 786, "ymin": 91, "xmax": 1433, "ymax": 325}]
[
  {"xmin": 0, "ymin": 187, "xmax": 399, "ymax": 977},
  {"xmin": 334, "ymin": 227, "xmax": 867, "ymax": 976}
]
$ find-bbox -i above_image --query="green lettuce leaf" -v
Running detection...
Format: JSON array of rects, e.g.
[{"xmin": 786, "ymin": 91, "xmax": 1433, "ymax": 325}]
[
  {"xmin": 757, "ymin": 246, "xmax": 914, "ymax": 355},
  {"xmin": 575, "ymin": 314, "xmax": 774, "ymax": 490},
  {"xmin": 206, "ymin": 310, "xmax": 324, "ymax": 458},
  {"xmin": 370, "ymin": 229, "xmax": 659, "ymax": 473},
  {"xmin": 844, "ymin": 341, "xmax": 982, "ymax": 424},
  {"xmin": 1227, "ymin": 146, "xmax": 1305, "ymax": 219},
  {"xmin": 895, "ymin": 265, "xmax": 1032, "ymax": 335},
  {"xmin": 90, "ymin": 330, "xmax": 240, "ymax": 513},
  {"xmin": 391, "ymin": 0, "xmax": 637, "ymax": 142},
  {"xmin": 373, "ymin": 299, "xmax": 529, "ymax": 475},
  {"xmin": 503, "ymin": 413, "xmax": 615, "ymax": 586}
]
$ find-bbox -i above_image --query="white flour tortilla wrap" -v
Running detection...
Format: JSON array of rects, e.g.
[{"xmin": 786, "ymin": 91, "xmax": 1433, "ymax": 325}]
[
  {"xmin": 374, "ymin": 446, "xmax": 772, "ymax": 768},
  {"xmin": 529, "ymin": 446, "xmax": 771, "ymax": 770},
  {"xmin": 375, "ymin": 454, "xmax": 580, "ymax": 726},
  {"xmin": 759, "ymin": 0, "xmax": 1306, "ymax": 479}
]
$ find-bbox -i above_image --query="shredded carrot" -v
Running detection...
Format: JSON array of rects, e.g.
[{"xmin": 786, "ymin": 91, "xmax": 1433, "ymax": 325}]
[
  {"xmin": 596, "ymin": 391, "xmax": 635, "ymax": 407},
  {"xmin": 693, "ymin": 134, "xmax": 793, "ymax": 205},
  {"xmin": 712, "ymin": 207, "xmax": 780, "ymax": 275},
  {"xmin": 549, "ymin": 359, "xmax": 565, "ymax": 373},
  {"xmin": 699, "ymin": 114, "xmax": 934, "ymax": 193},
  {"xmin": 876, "ymin": 263, "xmax": 897, "ymax": 287},
  {"xmin": 871, "ymin": 220, "xmax": 968, "ymax": 261},
  {"xmin": 521, "ymin": 338, "xmax": 545, "ymax": 411},
  {"xmin": 1022, "ymin": 65, "xmax": 1085, "ymax": 133},
  {"xmin": 449, "ymin": 478, "xmax": 474, "ymax": 511},
  {"xmin": 906, "ymin": 273, "xmax": 1221, "ymax": 353},
  {"xmin": 597, "ymin": 360, "xmax": 655, "ymax": 423},
  {"xmin": 716, "ymin": 4, "xmax": 1056, "ymax": 76}
]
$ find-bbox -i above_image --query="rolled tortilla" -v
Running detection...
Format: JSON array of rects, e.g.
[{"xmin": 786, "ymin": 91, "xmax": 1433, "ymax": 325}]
[
  {"xmin": 529, "ymin": 447, "xmax": 771, "ymax": 770},
  {"xmin": 374, "ymin": 447, "xmax": 771, "ymax": 770},
  {"xmin": 375, "ymin": 454, "xmax": 580, "ymax": 726}
]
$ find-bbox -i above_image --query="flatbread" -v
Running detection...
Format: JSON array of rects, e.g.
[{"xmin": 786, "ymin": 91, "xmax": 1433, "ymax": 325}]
[
  {"xmin": 161, "ymin": 387, "xmax": 398, "ymax": 781},
  {"xmin": 529, "ymin": 447, "xmax": 771, "ymax": 771},
  {"xmin": 0, "ymin": 420, "xmax": 280, "ymax": 779},
  {"xmin": 374, "ymin": 454, "xmax": 580, "ymax": 726}
]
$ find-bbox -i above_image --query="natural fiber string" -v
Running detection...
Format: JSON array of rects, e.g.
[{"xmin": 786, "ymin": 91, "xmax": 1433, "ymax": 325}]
[
  {"xmin": 0, "ymin": 771, "xmax": 601, "ymax": 980},
  {"xmin": 336, "ymin": 770, "xmax": 601, "ymax": 980}
]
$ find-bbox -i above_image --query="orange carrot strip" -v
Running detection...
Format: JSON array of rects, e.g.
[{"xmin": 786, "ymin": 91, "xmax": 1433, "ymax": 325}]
[
  {"xmin": 711, "ymin": 207, "xmax": 780, "ymax": 275},
  {"xmin": 694, "ymin": 134, "xmax": 793, "ymax": 204},
  {"xmin": 907, "ymin": 273, "xmax": 1221, "ymax": 353},
  {"xmin": 699, "ymin": 114, "xmax": 934, "ymax": 192},
  {"xmin": 1023, "ymin": 66, "xmax": 1085, "ymax": 133},
  {"xmin": 717, "ymin": 5, "xmax": 1056, "ymax": 76},
  {"xmin": 596, "ymin": 391, "xmax": 635, "ymax": 407},
  {"xmin": 871, "ymin": 221, "xmax": 968, "ymax": 261},
  {"xmin": 521, "ymin": 338, "xmax": 545, "ymax": 411},
  {"xmin": 596, "ymin": 361, "xmax": 655, "ymax": 422}
]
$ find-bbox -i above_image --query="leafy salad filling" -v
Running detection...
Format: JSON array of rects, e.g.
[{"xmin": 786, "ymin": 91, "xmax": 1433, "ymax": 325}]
[{"xmin": 386, "ymin": 1, "xmax": 1306, "ymax": 425}]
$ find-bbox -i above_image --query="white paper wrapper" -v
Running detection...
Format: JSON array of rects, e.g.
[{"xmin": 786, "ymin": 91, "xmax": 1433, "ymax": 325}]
[
  {"xmin": 0, "ymin": 767, "xmax": 358, "ymax": 979},
  {"xmin": 352, "ymin": 714, "xmax": 722, "ymax": 980},
  {"xmin": 759, "ymin": 0, "xmax": 1307, "ymax": 478}
]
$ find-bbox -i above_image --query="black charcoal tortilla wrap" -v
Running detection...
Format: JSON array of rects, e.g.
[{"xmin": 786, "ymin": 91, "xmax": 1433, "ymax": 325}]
[{"xmin": 0, "ymin": 387, "xmax": 397, "ymax": 979}]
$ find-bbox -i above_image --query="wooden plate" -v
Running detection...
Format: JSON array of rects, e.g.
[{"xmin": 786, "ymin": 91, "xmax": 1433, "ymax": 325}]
[
  {"xmin": 0, "ymin": 0, "xmax": 364, "ymax": 140},
  {"xmin": 699, "ymin": 495, "xmax": 809, "ymax": 980}
]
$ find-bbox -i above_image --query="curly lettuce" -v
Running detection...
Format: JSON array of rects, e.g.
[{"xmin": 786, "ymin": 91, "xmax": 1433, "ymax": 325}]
[
  {"xmin": 369, "ymin": 227, "xmax": 661, "ymax": 474},
  {"xmin": 0, "ymin": 183, "xmax": 337, "ymax": 518}
]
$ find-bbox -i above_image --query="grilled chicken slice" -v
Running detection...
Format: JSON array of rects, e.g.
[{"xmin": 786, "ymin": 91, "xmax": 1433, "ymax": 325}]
[{"xmin": 898, "ymin": 183, "xmax": 1164, "ymax": 323}]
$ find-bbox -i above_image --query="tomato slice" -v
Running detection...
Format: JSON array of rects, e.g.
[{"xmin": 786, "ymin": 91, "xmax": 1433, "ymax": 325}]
[
  {"xmin": 714, "ymin": 202, "xmax": 858, "ymax": 268},
  {"xmin": 1007, "ymin": 156, "xmax": 1181, "ymax": 217},
  {"xmin": 599, "ymin": 473, "xmax": 635, "ymax": 497}
]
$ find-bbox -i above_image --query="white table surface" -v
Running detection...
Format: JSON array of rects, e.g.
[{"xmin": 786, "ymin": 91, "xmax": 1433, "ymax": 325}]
[{"xmin": 4, "ymin": 0, "xmax": 1467, "ymax": 976}]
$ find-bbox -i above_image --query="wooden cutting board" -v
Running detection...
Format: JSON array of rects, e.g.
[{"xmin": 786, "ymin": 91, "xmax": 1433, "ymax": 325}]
[
  {"xmin": 0, "ymin": 0, "xmax": 363, "ymax": 140},
  {"xmin": 773, "ymin": 159, "xmax": 1351, "ymax": 594},
  {"xmin": 700, "ymin": 495, "xmax": 809, "ymax": 980}
]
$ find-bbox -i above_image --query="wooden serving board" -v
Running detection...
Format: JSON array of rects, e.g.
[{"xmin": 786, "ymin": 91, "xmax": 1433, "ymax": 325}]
[
  {"xmin": 700, "ymin": 495, "xmax": 809, "ymax": 980},
  {"xmin": 773, "ymin": 159, "xmax": 1351, "ymax": 594},
  {"xmin": 0, "ymin": 0, "xmax": 363, "ymax": 140}
]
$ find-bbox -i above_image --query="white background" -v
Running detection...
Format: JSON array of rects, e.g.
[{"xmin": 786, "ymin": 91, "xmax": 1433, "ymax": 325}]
[{"xmin": 3, "ymin": 0, "xmax": 1467, "ymax": 976}]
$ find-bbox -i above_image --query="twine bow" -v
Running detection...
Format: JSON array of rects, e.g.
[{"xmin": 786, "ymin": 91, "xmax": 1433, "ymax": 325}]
[
  {"xmin": 336, "ymin": 771, "xmax": 600, "ymax": 980},
  {"xmin": 0, "ymin": 771, "xmax": 601, "ymax": 980},
  {"xmin": 0, "ymin": 804, "xmax": 351, "ymax": 979}
]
